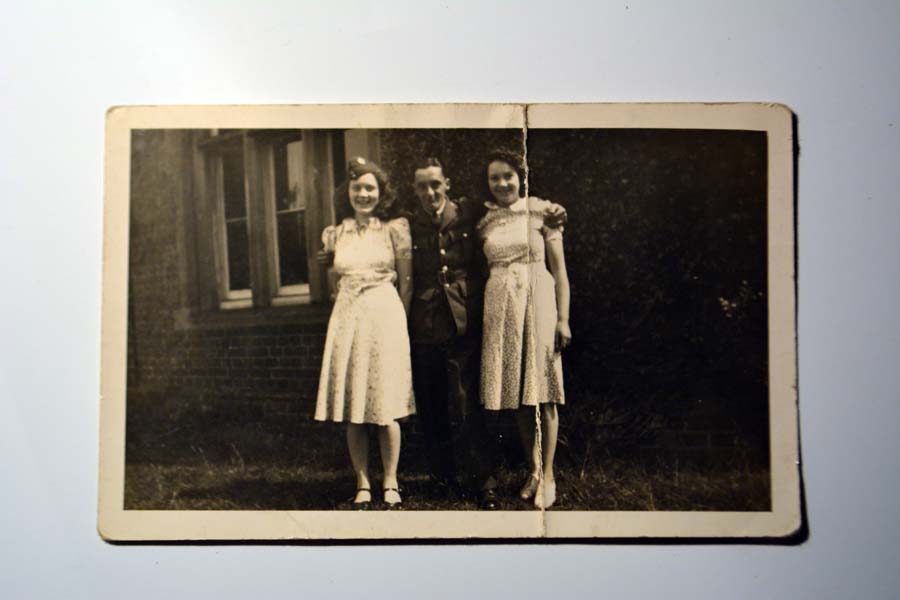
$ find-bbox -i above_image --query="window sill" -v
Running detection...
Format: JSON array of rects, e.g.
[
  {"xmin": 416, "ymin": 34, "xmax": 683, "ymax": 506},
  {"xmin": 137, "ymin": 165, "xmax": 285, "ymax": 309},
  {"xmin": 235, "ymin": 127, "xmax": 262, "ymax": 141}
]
[
  {"xmin": 174, "ymin": 302, "xmax": 332, "ymax": 331},
  {"xmin": 220, "ymin": 298, "xmax": 253, "ymax": 310},
  {"xmin": 271, "ymin": 294, "xmax": 311, "ymax": 307}
]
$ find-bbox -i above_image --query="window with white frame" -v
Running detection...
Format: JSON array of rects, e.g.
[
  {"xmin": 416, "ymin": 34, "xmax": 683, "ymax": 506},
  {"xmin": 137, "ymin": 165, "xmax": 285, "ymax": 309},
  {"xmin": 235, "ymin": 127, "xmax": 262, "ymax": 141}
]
[{"xmin": 199, "ymin": 129, "xmax": 347, "ymax": 311}]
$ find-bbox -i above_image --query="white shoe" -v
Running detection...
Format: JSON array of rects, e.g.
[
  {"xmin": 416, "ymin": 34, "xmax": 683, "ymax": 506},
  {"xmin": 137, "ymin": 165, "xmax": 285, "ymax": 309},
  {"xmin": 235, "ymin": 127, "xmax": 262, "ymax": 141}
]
[
  {"xmin": 534, "ymin": 479, "xmax": 556, "ymax": 509},
  {"xmin": 519, "ymin": 474, "xmax": 540, "ymax": 500},
  {"xmin": 383, "ymin": 487, "xmax": 402, "ymax": 505}
]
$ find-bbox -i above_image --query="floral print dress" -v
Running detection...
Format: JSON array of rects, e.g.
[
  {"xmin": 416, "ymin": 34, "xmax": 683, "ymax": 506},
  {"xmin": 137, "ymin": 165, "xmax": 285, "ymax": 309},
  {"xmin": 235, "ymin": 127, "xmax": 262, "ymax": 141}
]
[
  {"xmin": 477, "ymin": 197, "xmax": 565, "ymax": 410},
  {"xmin": 314, "ymin": 217, "xmax": 416, "ymax": 425}
]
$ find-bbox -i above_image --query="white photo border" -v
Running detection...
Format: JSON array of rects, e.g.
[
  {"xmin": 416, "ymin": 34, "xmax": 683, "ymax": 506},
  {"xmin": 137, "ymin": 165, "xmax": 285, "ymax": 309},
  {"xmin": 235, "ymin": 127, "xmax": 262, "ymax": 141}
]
[{"xmin": 99, "ymin": 103, "xmax": 799, "ymax": 541}]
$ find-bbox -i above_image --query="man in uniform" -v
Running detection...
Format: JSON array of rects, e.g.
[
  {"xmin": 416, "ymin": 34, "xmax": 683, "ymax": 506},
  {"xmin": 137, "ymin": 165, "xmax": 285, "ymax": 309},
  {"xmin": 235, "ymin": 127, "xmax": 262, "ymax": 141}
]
[{"xmin": 408, "ymin": 157, "xmax": 565, "ymax": 509}]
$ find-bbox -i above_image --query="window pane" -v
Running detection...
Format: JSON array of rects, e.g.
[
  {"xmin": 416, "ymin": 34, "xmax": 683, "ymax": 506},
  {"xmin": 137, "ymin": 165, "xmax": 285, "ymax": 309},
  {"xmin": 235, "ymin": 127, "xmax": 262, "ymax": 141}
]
[
  {"xmin": 332, "ymin": 131, "xmax": 346, "ymax": 187},
  {"xmin": 277, "ymin": 211, "xmax": 308, "ymax": 286},
  {"xmin": 222, "ymin": 151, "xmax": 246, "ymax": 220},
  {"xmin": 274, "ymin": 140, "xmax": 305, "ymax": 211},
  {"xmin": 274, "ymin": 143, "xmax": 291, "ymax": 211},
  {"xmin": 226, "ymin": 219, "xmax": 251, "ymax": 290}
]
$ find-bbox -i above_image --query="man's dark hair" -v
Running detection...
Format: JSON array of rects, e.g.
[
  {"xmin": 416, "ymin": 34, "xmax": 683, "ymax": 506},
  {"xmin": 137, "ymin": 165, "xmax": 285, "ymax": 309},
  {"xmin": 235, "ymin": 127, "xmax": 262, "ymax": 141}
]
[{"xmin": 413, "ymin": 156, "xmax": 445, "ymax": 173}]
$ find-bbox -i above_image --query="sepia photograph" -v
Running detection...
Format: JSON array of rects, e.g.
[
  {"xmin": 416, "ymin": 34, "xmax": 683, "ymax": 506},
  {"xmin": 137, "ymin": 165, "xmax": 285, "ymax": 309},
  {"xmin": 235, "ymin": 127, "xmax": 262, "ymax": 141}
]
[
  {"xmin": 9, "ymin": 1, "xmax": 900, "ymax": 596},
  {"xmin": 99, "ymin": 103, "xmax": 799, "ymax": 539}
]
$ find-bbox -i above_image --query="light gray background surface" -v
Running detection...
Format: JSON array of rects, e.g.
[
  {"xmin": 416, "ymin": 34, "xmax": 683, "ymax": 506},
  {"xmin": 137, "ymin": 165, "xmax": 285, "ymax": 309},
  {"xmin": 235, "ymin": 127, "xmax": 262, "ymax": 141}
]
[{"xmin": 2, "ymin": 1, "xmax": 898, "ymax": 598}]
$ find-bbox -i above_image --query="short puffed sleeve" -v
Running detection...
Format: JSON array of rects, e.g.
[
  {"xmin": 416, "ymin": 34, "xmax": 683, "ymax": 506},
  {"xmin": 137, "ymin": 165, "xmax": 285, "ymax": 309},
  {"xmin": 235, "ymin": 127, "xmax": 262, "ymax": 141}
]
[
  {"xmin": 530, "ymin": 197, "xmax": 565, "ymax": 242},
  {"xmin": 321, "ymin": 225, "xmax": 338, "ymax": 253},
  {"xmin": 542, "ymin": 224, "xmax": 564, "ymax": 243},
  {"xmin": 387, "ymin": 217, "xmax": 412, "ymax": 259}
]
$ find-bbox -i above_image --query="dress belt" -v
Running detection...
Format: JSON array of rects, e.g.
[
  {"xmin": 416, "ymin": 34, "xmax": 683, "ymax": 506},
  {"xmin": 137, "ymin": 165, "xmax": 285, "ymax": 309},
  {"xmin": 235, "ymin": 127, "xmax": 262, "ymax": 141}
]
[
  {"xmin": 489, "ymin": 257, "xmax": 545, "ymax": 270},
  {"xmin": 338, "ymin": 273, "xmax": 396, "ymax": 297}
]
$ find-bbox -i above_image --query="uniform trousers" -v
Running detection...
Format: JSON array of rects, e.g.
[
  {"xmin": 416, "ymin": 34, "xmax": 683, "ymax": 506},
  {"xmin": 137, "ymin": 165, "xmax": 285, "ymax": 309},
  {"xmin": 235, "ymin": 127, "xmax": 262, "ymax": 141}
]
[{"xmin": 411, "ymin": 335, "xmax": 499, "ymax": 493}]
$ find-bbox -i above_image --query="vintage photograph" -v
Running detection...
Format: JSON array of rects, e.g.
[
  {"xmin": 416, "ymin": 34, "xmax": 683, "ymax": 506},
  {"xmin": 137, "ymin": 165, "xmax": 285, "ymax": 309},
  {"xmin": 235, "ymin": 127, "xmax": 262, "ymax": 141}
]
[{"xmin": 99, "ymin": 104, "xmax": 799, "ymax": 539}]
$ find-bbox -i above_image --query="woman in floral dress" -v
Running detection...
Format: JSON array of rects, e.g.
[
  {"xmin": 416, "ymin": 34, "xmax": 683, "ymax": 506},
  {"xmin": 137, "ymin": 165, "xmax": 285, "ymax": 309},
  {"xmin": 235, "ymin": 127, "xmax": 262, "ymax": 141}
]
[
  {"xmin": 477, "ymin": 149, "xmax": 572, "ymax": 509},
  {"xmin": 315, "ymin": 157, "xmax": 415, "ymax": 506}
]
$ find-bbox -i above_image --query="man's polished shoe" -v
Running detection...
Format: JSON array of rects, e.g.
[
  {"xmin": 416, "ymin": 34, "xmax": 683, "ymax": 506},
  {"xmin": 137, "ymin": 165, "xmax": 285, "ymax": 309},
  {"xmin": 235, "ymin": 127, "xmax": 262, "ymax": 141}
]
[{"xmin": 479, "ymin": 489, "xmax": 499, "ymax": 510}]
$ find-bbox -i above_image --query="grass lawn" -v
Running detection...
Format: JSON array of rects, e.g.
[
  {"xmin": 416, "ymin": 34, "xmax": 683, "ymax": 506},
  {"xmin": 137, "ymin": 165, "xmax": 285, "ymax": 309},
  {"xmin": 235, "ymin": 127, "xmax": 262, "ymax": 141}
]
[
  {"xmin": 124, "ymin": 452, "xmax": 769, "ymax": 511},
  {"xmin": 124, "ymin": 410, "xmax": 769, "ymax": 511}
]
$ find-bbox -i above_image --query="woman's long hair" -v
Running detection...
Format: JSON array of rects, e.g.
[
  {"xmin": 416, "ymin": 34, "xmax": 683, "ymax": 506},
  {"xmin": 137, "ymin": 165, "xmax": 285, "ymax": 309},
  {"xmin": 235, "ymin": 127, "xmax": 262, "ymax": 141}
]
[
  {"xmin": 480, "ymin": 147, "xmax": 528, "ymax": 203},
  {"xmin": 333, "ymin": 158, "xmax": 400, "ymax": 223}
]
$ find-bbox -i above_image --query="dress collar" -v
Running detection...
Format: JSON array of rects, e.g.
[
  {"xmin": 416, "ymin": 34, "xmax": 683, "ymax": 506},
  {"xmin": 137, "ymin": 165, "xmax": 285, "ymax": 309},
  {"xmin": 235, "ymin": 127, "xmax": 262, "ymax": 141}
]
[
  {"xmin": 343, "ymin": 216, "xmax": 383, "ymax": 233},
  {"xmin": 484, "ymin": 196, "xmax": 527, "ymax": 212}
]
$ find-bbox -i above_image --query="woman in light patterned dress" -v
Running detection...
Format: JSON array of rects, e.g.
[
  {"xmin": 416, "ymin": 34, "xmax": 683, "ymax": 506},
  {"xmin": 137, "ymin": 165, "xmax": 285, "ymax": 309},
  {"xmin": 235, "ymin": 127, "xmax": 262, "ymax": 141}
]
[
  {"xmin": 315, "ymin": 157, "xmax": 415, "ymax": 506},
  {"xmin": 477, "ymin": 149, "xmax": 572, "ymax": 509}
]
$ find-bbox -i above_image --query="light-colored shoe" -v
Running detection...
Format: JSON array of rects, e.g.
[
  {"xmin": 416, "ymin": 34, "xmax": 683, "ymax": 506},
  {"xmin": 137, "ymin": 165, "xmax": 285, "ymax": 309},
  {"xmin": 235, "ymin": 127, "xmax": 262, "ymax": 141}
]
[
  {"xmin": 534, "ymin": 479, "xmax": 556, "ymax": 509},
  {"xmin": 519, "ymin": 474, "xmax": 540, "ymax": 500},
  {"xmin": 383, "ymin": 487, "xmax": 402, "ymax": 505}
]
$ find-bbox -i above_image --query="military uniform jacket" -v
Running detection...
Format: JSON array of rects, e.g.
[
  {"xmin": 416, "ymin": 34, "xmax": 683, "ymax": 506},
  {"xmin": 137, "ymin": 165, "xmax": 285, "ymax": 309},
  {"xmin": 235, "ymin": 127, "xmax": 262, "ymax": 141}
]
[{"xmin": 409, "ymin": 197, "xmax": 487, "ymax": 345}]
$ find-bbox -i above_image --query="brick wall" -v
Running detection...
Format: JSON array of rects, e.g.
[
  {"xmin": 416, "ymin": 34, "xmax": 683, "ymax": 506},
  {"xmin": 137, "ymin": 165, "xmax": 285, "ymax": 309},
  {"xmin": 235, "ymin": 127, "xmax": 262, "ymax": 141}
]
[{"xmin": 127, "ymin": 130, "xmax": 329, "ymax": 428}]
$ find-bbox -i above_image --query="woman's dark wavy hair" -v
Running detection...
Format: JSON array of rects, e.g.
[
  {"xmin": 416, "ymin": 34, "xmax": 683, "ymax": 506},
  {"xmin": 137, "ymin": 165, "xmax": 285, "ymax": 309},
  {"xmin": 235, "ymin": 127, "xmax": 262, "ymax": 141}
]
[
  {"xmin": 481, "ymin": 147, "xmax": 528, "ymax": 202},
  {"xmin": 333, "ymin": 158, "xmax": 400, "ymax": 222}
]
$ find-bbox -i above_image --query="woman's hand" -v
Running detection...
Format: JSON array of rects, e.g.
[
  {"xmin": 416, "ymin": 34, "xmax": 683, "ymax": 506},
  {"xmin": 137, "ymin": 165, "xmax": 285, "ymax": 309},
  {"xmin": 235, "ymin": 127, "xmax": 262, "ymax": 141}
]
[
  {"xmin": 544, "ymin": 201, "xmax": 568, "ymax": 229},
  {"xmin": 555, "ymin": 319, "xmax": 572, "ymax": 353}
]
